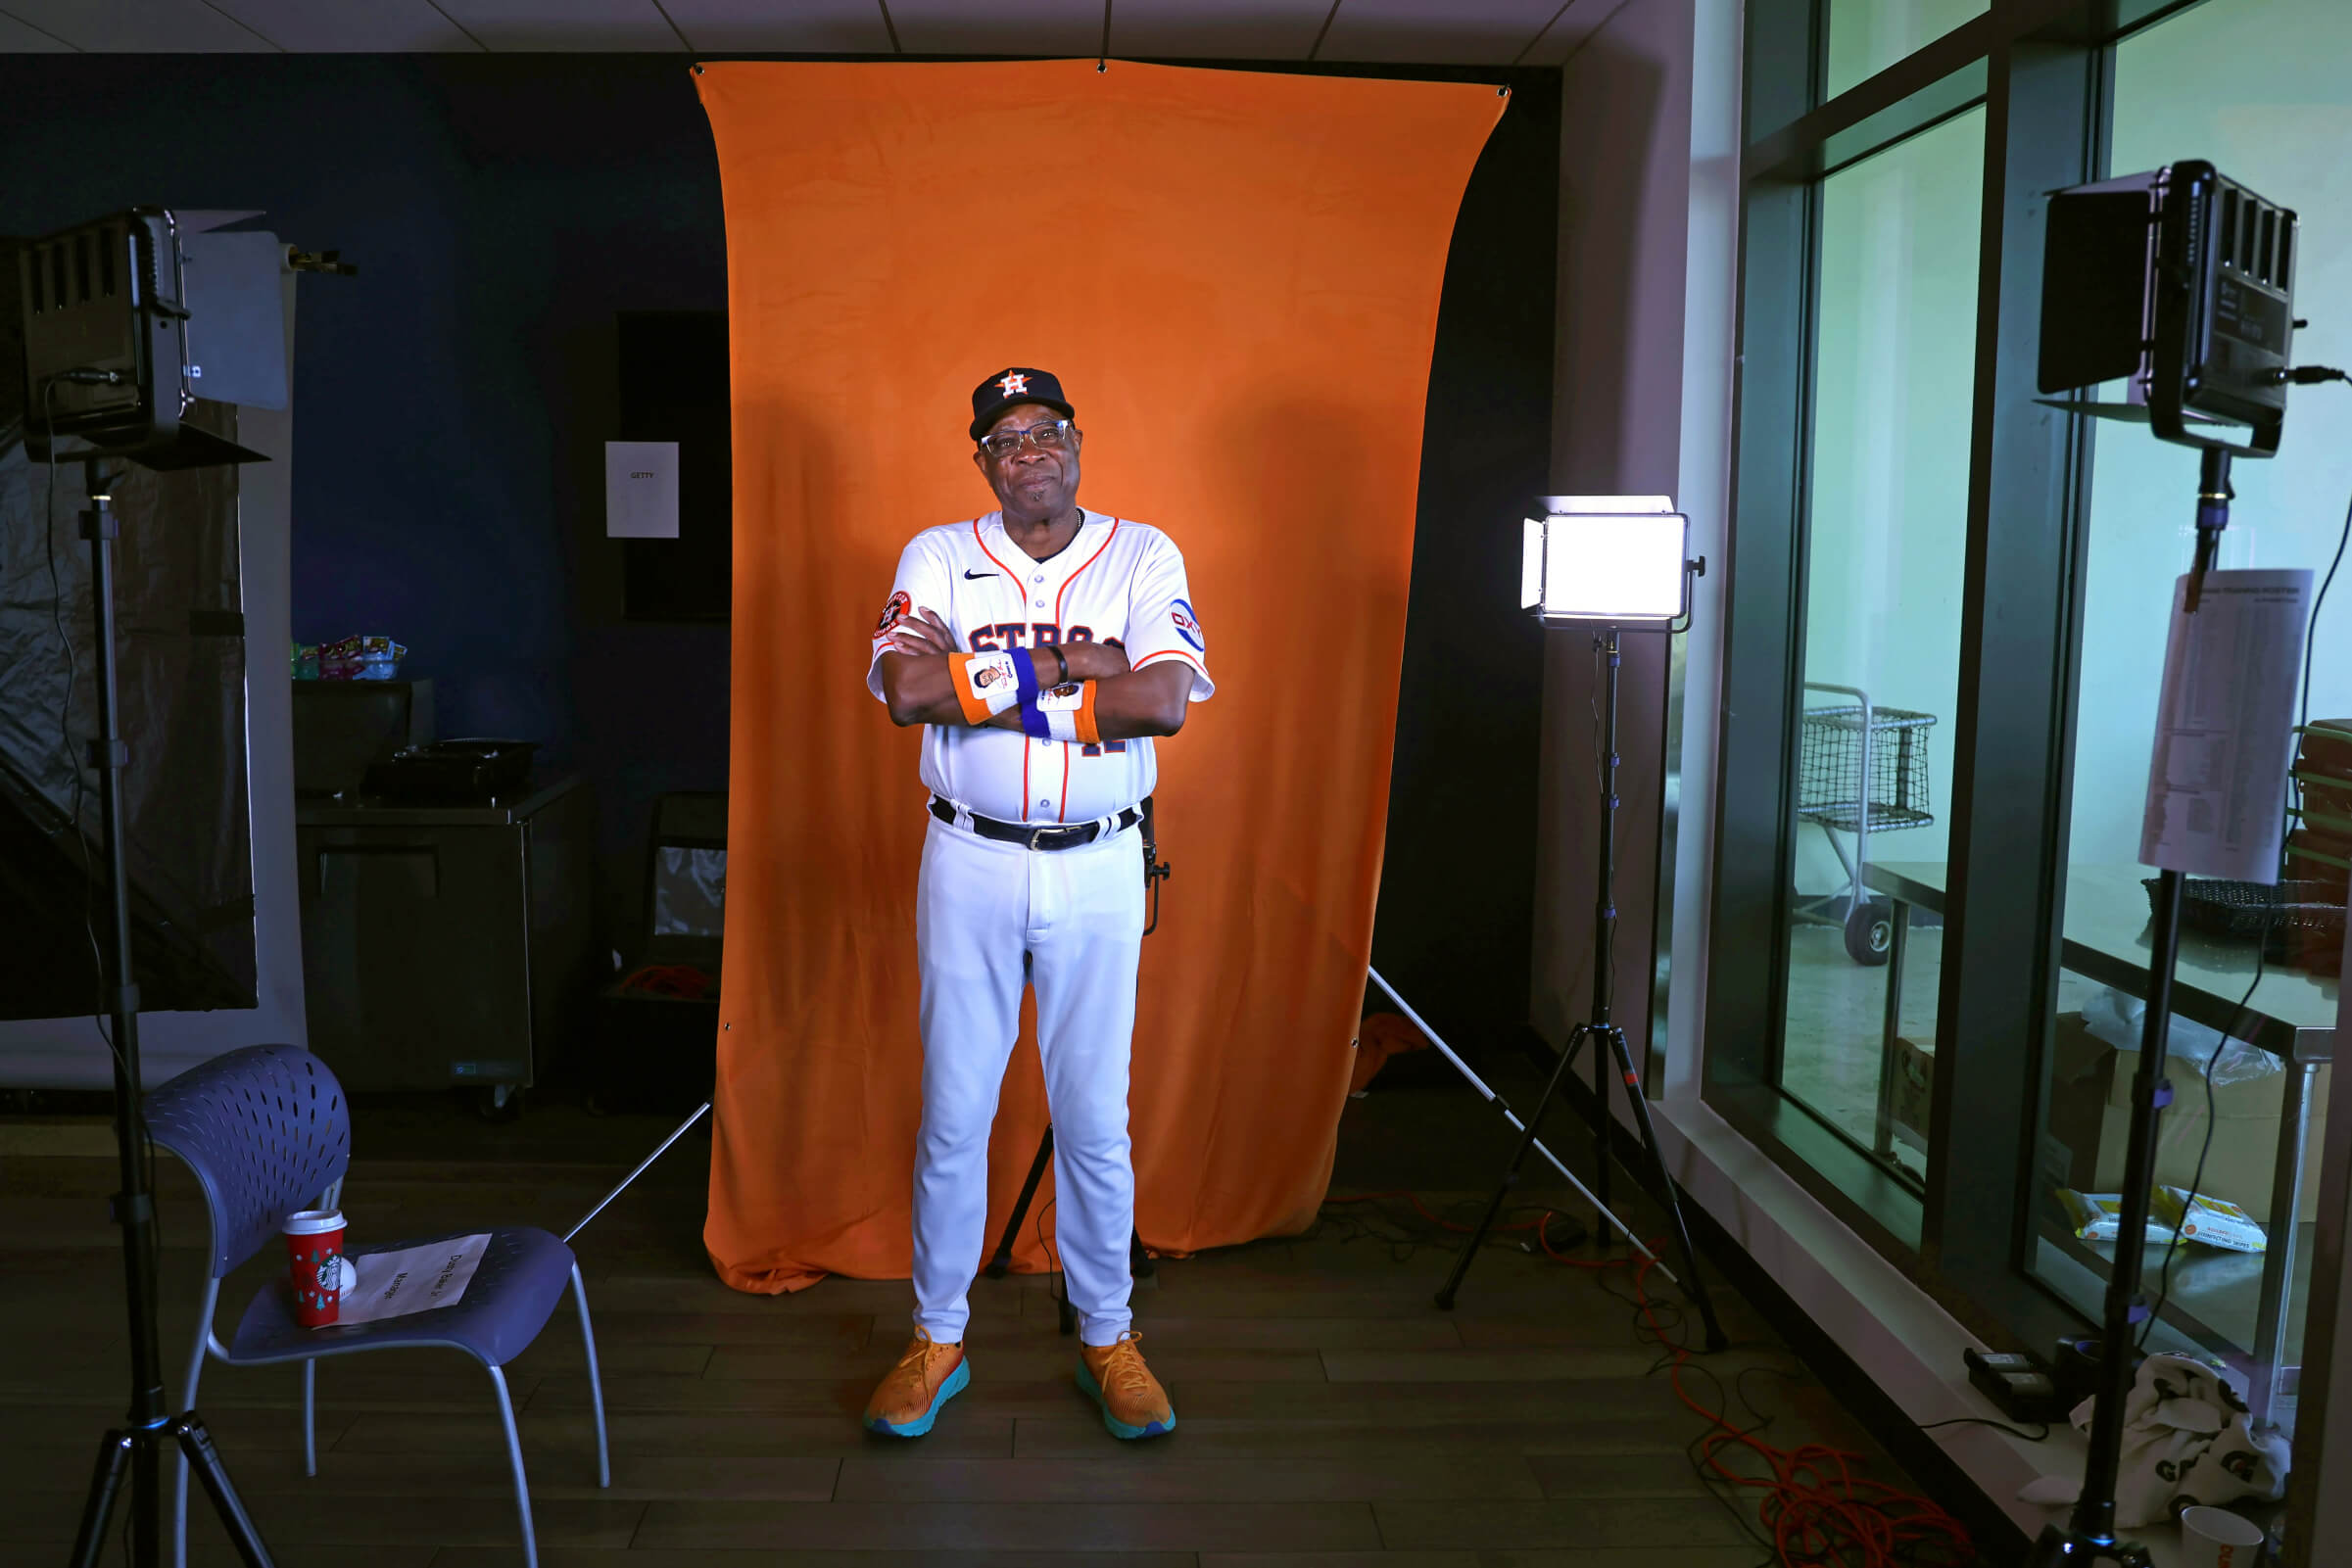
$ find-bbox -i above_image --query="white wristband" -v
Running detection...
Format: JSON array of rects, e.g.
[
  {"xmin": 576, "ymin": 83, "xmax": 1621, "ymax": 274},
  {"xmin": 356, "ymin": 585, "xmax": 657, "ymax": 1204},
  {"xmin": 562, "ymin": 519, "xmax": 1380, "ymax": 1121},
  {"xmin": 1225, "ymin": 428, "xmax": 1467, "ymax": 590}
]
[
  {"xmin": 960, "ymin": 651, "xmax": 1022, "ymax": 716},
  {"xmin": 1035, "ymin": 678, "xmax": 1083, "ymax": 743}
]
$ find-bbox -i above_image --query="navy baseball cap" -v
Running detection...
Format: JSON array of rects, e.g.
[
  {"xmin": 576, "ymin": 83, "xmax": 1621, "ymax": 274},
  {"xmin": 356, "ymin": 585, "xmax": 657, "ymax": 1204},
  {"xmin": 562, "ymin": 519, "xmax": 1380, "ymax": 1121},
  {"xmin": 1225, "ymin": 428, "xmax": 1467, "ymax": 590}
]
[{"xmin": 970, "ymin": 367, "xmax": 1075, "ymax": 441}]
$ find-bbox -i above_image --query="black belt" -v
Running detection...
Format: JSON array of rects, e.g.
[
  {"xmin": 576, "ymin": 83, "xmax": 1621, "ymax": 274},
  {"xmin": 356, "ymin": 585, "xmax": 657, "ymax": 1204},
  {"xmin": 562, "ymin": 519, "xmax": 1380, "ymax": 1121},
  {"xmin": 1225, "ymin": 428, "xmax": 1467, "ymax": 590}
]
[{"xmin": 930, "ymin": 796, "xmax": 1142, "ymax": 852}]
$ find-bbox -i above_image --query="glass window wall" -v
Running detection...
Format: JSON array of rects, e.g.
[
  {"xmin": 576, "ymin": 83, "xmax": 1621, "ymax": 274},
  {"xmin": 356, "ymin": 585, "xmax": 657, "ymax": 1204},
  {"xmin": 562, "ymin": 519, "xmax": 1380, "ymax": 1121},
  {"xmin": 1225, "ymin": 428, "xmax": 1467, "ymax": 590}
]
[
  {"xmin": 2026, "ymin": 0, "xmax": 2352, "ymax": 1436},
  {"xmin": 1774, "ymin": 107, "xmax": 1985, "ymax": 1197},
  {"xmin": 1825, "ymin": 0, "xmax": 1987, "ymax": 99}
]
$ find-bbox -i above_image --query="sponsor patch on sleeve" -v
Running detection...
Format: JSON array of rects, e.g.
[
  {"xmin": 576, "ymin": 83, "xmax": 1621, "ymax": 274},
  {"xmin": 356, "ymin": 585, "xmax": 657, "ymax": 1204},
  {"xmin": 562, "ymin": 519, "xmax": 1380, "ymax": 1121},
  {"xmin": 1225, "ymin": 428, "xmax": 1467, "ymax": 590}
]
[{"xmin": 1170, "ymin": 598, "xmax": 1205, "ymax": 653}]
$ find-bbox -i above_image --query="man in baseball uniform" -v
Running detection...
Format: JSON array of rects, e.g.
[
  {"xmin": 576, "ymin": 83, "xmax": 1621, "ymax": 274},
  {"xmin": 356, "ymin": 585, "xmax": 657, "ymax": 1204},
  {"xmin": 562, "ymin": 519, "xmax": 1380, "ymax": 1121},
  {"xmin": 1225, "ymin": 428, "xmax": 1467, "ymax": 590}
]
[{"xmin": 861, "ymin": 368, "xmax": 1212, "ymax": 1442}]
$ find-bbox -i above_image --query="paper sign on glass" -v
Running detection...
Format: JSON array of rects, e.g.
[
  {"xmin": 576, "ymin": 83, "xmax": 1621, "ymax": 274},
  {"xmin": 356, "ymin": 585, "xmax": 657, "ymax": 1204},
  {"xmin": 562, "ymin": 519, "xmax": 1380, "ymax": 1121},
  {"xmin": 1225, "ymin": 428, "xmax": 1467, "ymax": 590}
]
[
  {"xmin": 335, "ymin": 1233, "xmax": 491, "ymax": 1325},
  {"xmin": 2139, "ymin": 568, "xmax": 2314, "ymax": 882},
  {"xmin": 605, "ymin": 441, "xmax": 680, "ymax": 539}
]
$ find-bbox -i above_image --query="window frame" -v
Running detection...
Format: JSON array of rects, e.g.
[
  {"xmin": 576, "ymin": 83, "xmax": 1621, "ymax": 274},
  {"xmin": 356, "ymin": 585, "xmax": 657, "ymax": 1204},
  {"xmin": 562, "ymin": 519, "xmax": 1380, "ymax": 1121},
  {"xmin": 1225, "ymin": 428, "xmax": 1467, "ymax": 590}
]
[{"xmin": 1707, "ymin": 0, "xmax": 2228, "ymax": 1351}]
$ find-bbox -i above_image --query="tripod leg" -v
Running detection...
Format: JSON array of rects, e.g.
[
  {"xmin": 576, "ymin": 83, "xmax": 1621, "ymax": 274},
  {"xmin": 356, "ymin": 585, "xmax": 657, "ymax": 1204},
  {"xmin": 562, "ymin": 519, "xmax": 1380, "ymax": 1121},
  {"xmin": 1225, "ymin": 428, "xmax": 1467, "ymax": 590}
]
[
  {"xmin": 131, "ymin": 1421, "xmax": 160, "ymax": 1568},
  {"xmin": 986, "ymin": 1126, "xmax": 1055, "ymax": 1279},
  {"xmin": 1590, "ymin": 1025, "xmax": 1612, "ymax": 1250},
  {"xmin": 69, "ymin": 1430, "xmax": 135, "ymax": 1568},
  {"xmin": 1604, "ymin": 1028, "xmax": 1728, "ymax": 1352},
  {"xmin": 171, "ymin": 1416, "xmax": 275, "ymax": 1568},
  {"xmin": 1436, "ymin": 1027, "xmax": 1588, "ymax": 1310},
  {"xmin": 174, "ymin": 1278, "xmax": 217, "ymax": 1568}
]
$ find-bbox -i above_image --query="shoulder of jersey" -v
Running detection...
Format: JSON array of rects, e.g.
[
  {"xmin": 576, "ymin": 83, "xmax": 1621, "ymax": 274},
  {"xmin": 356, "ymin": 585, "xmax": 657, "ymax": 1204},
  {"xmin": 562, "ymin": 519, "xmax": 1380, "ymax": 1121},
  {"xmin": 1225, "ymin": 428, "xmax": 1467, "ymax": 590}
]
[
  {"xmin": 1099, "ymin": 516, "xmax": 1179, "ymax": 555},
  {"xmin": 908, "ymin": 518, "xmax": 988, "ymax": 553}
]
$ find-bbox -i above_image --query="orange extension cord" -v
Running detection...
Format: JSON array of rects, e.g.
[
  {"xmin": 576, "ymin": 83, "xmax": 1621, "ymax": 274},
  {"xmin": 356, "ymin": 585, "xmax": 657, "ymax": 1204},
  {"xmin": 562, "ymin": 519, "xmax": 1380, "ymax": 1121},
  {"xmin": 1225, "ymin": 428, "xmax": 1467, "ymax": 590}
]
[{"xmin": 1323, "ymin": 1190, "xmax": 1975, "ymax": 1568}]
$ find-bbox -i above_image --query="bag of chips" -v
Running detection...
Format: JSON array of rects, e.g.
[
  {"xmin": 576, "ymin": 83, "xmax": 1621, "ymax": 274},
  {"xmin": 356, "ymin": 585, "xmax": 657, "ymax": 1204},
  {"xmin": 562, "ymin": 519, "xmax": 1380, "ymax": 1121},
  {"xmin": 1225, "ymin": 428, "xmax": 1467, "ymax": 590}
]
[{"xmin": 319, "ymin": 635, "xmax": 407, "ymax": 681}]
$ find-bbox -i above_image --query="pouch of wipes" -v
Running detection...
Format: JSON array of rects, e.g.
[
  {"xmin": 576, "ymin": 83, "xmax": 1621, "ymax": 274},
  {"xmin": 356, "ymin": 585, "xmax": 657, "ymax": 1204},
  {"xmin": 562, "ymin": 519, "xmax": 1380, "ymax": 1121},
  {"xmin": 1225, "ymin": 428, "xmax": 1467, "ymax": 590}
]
[
  {"xmin": 2154, "ymin": 1186, "xmax": 2268, "ymax": 1254},
  {"xmin": 2058, "ymin": 1189, "xmax": 2182, "ymax": 1247}
]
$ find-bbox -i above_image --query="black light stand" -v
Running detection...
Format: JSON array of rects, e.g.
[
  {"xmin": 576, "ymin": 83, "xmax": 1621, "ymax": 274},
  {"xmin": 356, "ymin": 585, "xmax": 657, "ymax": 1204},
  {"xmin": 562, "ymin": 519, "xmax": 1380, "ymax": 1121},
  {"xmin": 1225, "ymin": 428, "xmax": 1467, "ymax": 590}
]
[
  {"xmin": 1434, "ymin": 621, "xmax": 1726, "ymax": 1352},
  {"xmin": 983, "ymin": 1126, "xmax": 1157, "ymax": 1335},
  {"xmin": 2024, "ymin": 450, "xmax": 2234, "ymax": 1568},
  {"xmin": 64, "ymin": 459, "xmax": 273, "ymax": 1568}
]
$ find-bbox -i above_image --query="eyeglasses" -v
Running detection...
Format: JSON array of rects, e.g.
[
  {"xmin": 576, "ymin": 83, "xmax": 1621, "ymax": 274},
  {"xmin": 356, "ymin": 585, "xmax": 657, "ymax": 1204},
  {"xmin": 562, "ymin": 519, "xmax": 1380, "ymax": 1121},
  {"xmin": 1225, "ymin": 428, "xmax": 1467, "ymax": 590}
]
[{"xmin": 978, "ymin": 420, "xmax": 1074, "ymax": 460}]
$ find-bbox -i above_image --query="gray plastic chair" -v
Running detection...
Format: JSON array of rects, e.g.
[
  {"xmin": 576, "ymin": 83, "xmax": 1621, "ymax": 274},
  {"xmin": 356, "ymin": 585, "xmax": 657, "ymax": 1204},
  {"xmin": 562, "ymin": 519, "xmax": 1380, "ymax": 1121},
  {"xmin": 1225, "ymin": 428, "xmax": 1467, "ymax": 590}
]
[{"xmin": 144, "ymin": 1044, "xmax": 607, "ymax": 1568}]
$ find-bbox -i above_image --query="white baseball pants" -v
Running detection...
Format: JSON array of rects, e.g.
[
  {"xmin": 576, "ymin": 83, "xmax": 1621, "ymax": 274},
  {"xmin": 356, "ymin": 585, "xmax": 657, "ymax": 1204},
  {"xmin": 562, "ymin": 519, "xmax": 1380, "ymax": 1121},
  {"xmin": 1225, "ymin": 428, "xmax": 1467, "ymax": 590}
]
[{"xmin": 910, "ymin": 811, "xmax": 1144, "ymax": 1348}]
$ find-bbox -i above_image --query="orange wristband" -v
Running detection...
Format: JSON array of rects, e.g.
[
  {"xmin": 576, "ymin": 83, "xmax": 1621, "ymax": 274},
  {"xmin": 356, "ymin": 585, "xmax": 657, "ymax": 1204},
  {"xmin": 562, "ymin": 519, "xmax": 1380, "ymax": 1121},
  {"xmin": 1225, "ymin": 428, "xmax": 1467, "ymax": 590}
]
[
  {"xmin": 1074, "ymin": 682, "xmax": 1102, "ymax": 746},
  {"xmin": 946, "ymin": 653, "xmax": 991, "ymax": 727}
]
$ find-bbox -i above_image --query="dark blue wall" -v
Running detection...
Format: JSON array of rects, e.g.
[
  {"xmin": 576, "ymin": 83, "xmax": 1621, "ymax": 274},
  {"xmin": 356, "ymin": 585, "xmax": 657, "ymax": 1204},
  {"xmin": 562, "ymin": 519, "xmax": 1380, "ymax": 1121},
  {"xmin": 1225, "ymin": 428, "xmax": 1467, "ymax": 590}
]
[
  {"xmin": 0, "ymin": 55, "xmax": 732, "ymax": 947},
  {"xmin": 1, "ymin": 55, "xmax": 1553, "ymax": 1052}
]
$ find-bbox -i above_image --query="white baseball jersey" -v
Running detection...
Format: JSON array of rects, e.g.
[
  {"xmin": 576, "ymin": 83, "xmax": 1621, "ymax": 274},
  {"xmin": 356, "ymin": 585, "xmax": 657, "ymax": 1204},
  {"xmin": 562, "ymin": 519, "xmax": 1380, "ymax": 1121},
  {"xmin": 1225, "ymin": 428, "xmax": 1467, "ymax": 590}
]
[{"xmin": 866, "ymin": 508, "xmax": 1214, "ymax": 824}]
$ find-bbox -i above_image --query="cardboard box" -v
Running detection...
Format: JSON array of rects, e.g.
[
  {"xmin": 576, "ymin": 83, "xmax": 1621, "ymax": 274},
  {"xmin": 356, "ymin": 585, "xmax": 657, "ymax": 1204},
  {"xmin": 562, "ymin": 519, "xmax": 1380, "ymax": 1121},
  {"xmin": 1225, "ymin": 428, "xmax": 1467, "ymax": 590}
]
[
  {"xmin": 2299, "ymin": 717, "xmax": 2352, "ymax": 777},
  {"xmin": 2042, "ymin": 1010, "xmax": 2329, "ymax": 1224},
  {"xmin": 1890, "ymin": 1033, "xmax": 1934, "ymax": 1151}
]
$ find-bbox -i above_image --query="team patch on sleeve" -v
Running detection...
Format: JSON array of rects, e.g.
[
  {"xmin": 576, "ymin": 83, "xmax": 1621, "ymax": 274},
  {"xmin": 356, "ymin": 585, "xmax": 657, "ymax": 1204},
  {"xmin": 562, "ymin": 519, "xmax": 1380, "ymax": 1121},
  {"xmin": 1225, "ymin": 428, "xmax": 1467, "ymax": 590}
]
[
  {"xmin": 872, "ymin": 590, "xmax": 913, "ymax": 648},
  {"xmin": 1170, "ymin": 598, "xmax": 1205, "ymax": 653}
]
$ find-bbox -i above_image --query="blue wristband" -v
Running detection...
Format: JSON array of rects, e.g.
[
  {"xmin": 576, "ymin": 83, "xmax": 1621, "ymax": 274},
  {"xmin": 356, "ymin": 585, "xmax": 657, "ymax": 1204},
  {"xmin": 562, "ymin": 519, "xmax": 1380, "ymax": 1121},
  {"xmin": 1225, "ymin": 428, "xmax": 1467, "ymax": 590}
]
[{"xmin": 1012, "ymin": 648, "xmax": 1050, "ymax": 739}]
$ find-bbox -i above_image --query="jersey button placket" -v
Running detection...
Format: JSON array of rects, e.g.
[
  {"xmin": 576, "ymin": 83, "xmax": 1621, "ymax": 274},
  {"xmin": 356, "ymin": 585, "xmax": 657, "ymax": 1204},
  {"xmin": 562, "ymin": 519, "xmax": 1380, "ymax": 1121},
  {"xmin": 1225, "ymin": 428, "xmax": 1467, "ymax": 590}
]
[{"xmin": 1033, "ymin": 555, "xmax": 1049, "ymax": 737}]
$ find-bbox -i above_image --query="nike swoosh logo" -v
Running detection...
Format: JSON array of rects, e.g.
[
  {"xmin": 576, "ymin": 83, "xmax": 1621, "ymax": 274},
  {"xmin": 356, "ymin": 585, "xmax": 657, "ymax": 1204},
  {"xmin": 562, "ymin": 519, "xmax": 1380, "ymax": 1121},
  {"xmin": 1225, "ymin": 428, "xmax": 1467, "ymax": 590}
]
[{"xmin": 963, "ymin": 569, "xmax": 998, "ymax": 580}]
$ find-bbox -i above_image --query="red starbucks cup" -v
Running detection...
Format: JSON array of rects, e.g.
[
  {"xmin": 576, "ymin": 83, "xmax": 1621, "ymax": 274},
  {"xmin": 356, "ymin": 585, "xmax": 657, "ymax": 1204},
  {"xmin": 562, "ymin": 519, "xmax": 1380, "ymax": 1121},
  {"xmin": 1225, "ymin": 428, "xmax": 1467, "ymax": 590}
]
[{"xmin": 283, "ymin": 1210, "xmax": 350, "ymax": 1328}]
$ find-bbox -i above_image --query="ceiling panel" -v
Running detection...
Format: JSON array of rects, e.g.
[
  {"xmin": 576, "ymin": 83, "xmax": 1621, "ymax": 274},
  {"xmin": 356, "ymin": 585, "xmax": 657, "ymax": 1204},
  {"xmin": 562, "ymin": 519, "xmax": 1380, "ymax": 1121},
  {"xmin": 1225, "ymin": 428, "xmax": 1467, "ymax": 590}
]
[
  {"xmin": 1108, "ymin": 0, "xmax": 1328, "ymax": 60},
  {"xmin": 0, "ymin": 0, "xmax": 1615, "ymax": 60},
  {"xmin": 0, "ymin": 8, "xmax": 76, "ymax": 48},
  {"xmin": 663, "ymin": 0, "xmax": 890, "ymax": 52},
  {"xmin": 211, "ymin": 0, "xmax": 481, "ymax": 50},
  {"xmin": 434, "ymin": 0, "xmax": 682, "ymax": 51},
  {"xmin": 1318, "ymin": 0, "xmax": 1561, "ymax": 64},
  {"xmin": 888, "ymin": 0, "xmax": 1100, "ymax": 57},
  {"xmin": 1, "ymin": 0, "xmax": 270, "ymax": 50},
  {"xmin": 1514, "ymin": 0, "xmax": 1620, "ymax": 65}
]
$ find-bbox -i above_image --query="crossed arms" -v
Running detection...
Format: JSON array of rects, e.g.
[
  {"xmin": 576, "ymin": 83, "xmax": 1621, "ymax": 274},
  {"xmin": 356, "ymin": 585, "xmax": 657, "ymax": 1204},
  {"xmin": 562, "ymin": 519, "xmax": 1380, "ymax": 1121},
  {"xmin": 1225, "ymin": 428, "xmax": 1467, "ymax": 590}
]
[{"xmin": 877, "ymin": 608, "xmax": 1193, "ymax": 738}]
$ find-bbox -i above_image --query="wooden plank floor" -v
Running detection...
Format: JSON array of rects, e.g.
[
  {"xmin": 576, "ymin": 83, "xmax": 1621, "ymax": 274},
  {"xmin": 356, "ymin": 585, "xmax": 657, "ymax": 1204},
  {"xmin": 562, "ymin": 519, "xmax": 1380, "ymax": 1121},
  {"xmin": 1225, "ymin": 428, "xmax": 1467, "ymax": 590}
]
[{"xmin": 0, "ymin": 1080, "xmax": 1939, "ymax": 1567}]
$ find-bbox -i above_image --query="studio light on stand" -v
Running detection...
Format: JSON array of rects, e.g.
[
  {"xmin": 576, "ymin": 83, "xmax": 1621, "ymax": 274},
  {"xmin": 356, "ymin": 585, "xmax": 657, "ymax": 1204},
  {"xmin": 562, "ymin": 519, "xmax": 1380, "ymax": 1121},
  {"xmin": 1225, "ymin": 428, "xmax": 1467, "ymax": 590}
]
[
  {"xmin": 1372, "ymin": 497, "xmax": 1724, "ymax": 1350},
  {"xmin": 2028, "ymin": 162, "xmax": 2331, "ymax": 1568},
  {"xmin": 15, "ymin": 206, "xmax": 331, "ymax": 1568}
]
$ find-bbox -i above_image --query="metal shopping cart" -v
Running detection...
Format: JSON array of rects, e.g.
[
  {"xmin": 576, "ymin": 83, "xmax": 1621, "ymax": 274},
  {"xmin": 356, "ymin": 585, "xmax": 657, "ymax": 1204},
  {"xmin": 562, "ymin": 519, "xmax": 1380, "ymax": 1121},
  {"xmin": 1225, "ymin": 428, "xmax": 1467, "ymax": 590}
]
[{"xmin": 1795, "ymin": 683, "xmax": 1937, "ymax": 966}]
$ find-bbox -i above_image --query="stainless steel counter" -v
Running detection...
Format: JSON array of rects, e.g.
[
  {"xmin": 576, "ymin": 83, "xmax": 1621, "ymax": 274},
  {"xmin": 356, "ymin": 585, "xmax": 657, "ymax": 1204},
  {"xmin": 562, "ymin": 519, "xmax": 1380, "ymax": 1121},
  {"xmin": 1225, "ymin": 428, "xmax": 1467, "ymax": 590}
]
[
  {"xmin": 295, "ymin": 773, "xmax": 594, "ymax": 1101},
  {"xmin": 296, "ymin": 772, "xmax": 581, "ymax": 830}
]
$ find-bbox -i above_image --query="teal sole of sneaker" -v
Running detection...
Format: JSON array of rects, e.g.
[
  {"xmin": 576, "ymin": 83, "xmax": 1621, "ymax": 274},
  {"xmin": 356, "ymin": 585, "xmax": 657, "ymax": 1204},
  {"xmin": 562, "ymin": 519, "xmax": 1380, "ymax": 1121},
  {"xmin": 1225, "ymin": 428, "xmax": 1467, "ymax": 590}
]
[
  {"xmin": 866, "ymin": 1357, "xmax": 969, "ymax": 1438},
  {"xmin": 1077, "ymin": 1357, "xmax": 1176, "ymax": 1441}
]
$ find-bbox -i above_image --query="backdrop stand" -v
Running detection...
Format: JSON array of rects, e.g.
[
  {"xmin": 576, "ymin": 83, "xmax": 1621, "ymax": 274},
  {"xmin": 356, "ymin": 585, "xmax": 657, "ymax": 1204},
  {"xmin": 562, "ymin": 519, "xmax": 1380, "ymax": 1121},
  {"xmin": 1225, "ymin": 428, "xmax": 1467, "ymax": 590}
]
[
  {"xmin": 564, "ymin": 1100, "xmax": 710, "ymax": 1247},
  {"xmin": 569, "ymin": 810, "xmax": 1177, "ymax": 1320},
  {"xmin": 1367, "ymin": 967, "xmax": 1677, "ymax": 1281}
]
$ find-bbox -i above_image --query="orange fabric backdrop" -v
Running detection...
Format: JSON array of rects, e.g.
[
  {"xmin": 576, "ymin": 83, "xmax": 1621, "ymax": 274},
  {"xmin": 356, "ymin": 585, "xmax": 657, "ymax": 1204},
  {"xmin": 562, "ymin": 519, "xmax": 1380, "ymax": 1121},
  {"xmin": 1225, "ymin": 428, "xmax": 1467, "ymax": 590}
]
[{"xmin": 697, "ymin": 59, "xmax": 1501, "ymax": 1293}]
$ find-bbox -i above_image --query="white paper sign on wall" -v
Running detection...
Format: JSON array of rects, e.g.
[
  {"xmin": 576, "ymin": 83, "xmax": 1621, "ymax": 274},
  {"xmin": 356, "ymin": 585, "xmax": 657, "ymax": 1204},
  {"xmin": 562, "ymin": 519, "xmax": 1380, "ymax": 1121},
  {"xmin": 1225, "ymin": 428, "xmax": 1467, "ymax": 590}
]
[{"xmin": 605, "ymin": 441, "xmax": 680, "ymax": 539}]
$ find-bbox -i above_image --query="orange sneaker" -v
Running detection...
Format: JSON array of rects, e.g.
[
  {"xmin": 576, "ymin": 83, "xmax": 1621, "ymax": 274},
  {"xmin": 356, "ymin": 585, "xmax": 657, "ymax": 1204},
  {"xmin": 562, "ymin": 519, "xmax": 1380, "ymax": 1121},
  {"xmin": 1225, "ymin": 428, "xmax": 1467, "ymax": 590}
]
[
  {"xmin": 863, "ymin": 1328, "xmax": 969, "ymax": 1438},
  {"xmin": 1077, "ymin": 1329, "xmax": 1176, "ymax": 1440}
]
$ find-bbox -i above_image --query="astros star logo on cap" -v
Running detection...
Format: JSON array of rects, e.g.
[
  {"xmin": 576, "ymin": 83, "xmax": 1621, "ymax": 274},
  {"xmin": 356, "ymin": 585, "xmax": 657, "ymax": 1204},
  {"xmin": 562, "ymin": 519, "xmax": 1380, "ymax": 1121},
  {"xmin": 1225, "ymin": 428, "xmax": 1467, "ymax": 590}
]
[{"xmin": 997, "ymin": 373, "xmax": 1029, "ymax": 396}]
